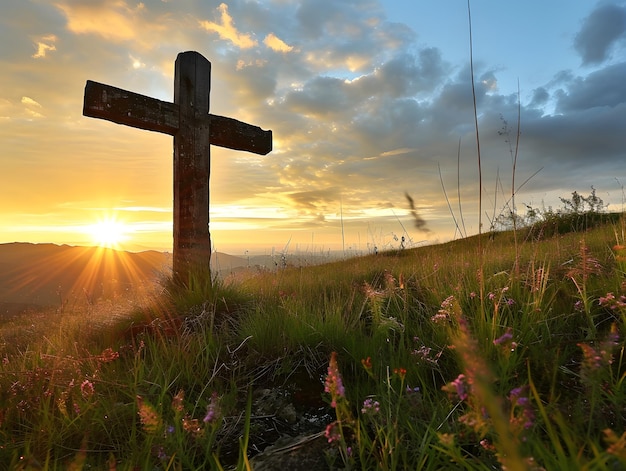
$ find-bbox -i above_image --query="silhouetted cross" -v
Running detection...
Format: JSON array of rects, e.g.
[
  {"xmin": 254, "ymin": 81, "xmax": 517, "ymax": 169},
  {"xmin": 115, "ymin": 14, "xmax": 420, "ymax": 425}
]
[{"xmin": 83, "ymin": 51, "xmax": 272, "ymax": 281}]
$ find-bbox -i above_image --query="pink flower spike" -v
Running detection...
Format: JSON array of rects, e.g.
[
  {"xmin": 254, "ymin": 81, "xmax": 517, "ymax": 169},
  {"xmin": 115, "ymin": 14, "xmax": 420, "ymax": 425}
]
[{"xmin": 324, "ymin": 352, "xmax": 345, "ymax": 408}]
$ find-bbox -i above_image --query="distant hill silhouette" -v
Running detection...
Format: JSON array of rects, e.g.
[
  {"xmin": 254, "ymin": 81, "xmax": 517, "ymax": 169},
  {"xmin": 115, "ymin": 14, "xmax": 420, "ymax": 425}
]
[
  {"xmin": 0, "ymin": 243, "xmax": 250, "ymax": 316},
  {"xmin": 0, "ymin": 242, "xmax": 342, "ymax": 317}
]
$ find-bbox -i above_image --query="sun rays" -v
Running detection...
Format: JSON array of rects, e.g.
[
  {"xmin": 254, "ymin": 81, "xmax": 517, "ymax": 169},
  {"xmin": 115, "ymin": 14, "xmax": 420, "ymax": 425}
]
[{"xmin": 86, "ymin": 216, "xmax": 130, "ymax": 249}]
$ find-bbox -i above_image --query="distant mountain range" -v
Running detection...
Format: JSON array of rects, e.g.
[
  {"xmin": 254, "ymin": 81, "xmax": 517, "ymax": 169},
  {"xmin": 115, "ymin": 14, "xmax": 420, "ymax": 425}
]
[
  {"xmin": 0, "ymin": 243, "xmax": 250, "ymax": 316},
  {"xmin": 0, "ymin": 242, "xmax": 342, "ymax": 317}
]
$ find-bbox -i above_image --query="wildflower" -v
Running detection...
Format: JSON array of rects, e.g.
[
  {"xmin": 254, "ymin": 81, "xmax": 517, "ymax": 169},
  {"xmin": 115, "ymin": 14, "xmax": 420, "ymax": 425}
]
[
  {"xmin": 493, "ymin": 328, "xmax": 513, "ymax": 346},
  {"xmin": 73, "ymin": 402, "xmax": 81, "ymax": 415},
  {"xmin": 432, "ymin": 295, "xmax": 457, "ymax": 323},
  {"xmin": 599, "ymin": 292, "xmax": 616, "ymax": 306},
  {"xmin": 441, "ymin": 294, "xmax": 455, "ymax": 310},
  {"xmin": 182, "ymin": 417, "xmax": 203, "ymax": 436},
  {"xmin": 171, "ymin": 389, "xmax": 185, "ymax": 414},
  {"xmin": 442, "ymin": 373, "xmax": 468, "ymax": 401},
  {"xmin": 203, "ymin": 392, "xmax": 221, "ymax": 424},
  {"xmin": 599, "ymin": 292, "xmax": 626, "ymax": 311},
  {"xmin": 98, "ymin": 348, "xmax": 119, "ymax": 363},
  {"xmin": 136, "ymin": 395, "xmax": 162, "ymax": 434},
  {"xmin": 2, "ymin": 355, "xmax": 8, "ymax": 365},
  {"xmin": 57, "ymin": 394, "xmax": 69, "ymax": 418},
  {"xmin": 480, "ymin": 438, "xmax": 495, "ymax": 451},
  {"xmin": 156, "ymin": 446, "xmax": 169, "ymax": 461},
  {"xmin": 384, "ymin": 270, "xmax": 396, "ymax": 291},
  {"xmin": 413, "ymin": 344, "xmax": 431, "ymax": 357},
  {"xmin": 412, "ymin": 340, "xmax": 443, "ymax": 365},
  {"xmin": 578, "ymin": 343, "xmax": 603, "ymax": 371},
  {"xmin": 393, "ymin": 367, "xmax": 407, "ymax": 381},
  {"xmin": 80, "ymin": 379, "xmax": 95, "ymax": 399},
  {"xmin": 324, "ymin": 421, "xmax": 341, "ymax": 443},
  {"xmin": 606, "ymin": 322, "xmax": 620, "ymax": 346},
  {"xmin": 363, "ymin": 282, "xmax": 384, "ymax": 299},
  {"xmin": 509, "ymin": 386, "xmax": 535, "ymax": 430},
  {"xmin": 325, "ymin": 352, "xmax": 345, "ymax": 408},
  {"xmin": 452, "ymin": 374, "xmax": 468, "ymax": 401},
  {"xmin": 438, "ymin": 433, "xmax": 455, "ymax": 447},
  {"xmin": 604, "ymin": 428, "xmax": 626, "ymax": 459},
  {"xmin": 361, "ymin": 398, "xmax": 380, "ymax": 415}
]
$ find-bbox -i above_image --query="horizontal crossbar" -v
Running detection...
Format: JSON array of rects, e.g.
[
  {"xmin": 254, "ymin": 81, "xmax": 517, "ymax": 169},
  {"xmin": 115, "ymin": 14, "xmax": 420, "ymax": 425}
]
[{"xmin": 83, "ymin": 80, "xmax": 272, "ymax": 155}]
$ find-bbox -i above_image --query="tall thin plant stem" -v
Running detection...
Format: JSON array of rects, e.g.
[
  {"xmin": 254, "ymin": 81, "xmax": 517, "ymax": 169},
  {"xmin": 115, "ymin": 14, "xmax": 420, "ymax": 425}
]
[
  {"xmin": 512, "ymin": 81, "xmax": 521, "ymax": 276},
  {"xmin": 457, "ymin": 137, "xmax": 467, "ymax": 237},
  {"xmin": 467, "ymin": 0, "xmax": 484, "ymax": 303},
  {"xmin": 439, "ymin": 162, "xmax": 463, "ymax": 238},
  {"xmin": 340, "ymin": 194, "xmax": 345, "ymax": 258}
]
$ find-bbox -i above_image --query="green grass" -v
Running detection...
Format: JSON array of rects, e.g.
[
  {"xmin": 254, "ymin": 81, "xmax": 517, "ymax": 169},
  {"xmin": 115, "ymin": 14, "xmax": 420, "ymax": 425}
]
[{"xmin": 1, "ymin": 216, "xmax": 626, "ymax": 469}]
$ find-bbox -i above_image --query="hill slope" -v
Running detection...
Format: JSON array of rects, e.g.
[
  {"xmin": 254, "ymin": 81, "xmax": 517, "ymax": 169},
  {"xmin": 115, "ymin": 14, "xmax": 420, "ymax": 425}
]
[
  {"xmin": 0, "ymin": 243, "xmax": 170, "ymax": 312},
  {"xmin": 0, "ymin": 243, "xmax": 250, "ymax": 315}
]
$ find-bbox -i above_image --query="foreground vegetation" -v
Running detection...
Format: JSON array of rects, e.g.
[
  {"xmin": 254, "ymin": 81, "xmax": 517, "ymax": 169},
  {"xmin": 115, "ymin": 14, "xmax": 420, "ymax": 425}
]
[{"xmin": 1, "ymin": 211, "xmax": 626, "ymax": 470}]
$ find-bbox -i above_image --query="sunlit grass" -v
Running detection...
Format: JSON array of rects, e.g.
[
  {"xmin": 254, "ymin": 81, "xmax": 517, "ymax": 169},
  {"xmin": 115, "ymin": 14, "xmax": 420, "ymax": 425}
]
[{"xmin": 1, "ymin": 216, "xmax": 626, "ymax": 469}]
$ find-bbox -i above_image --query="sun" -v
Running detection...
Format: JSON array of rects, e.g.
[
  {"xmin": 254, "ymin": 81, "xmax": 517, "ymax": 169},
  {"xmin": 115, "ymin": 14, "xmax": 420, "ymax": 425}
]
[{"xmin": 87, "ymin": 217, "xmax": 130, "ymax": 248}]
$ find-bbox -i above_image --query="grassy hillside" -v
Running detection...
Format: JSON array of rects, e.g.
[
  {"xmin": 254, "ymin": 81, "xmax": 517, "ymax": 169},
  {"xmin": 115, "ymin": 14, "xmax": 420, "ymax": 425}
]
[{"xmin": 1, "ymin": 217, "xmax": 625, "ymax": 469}]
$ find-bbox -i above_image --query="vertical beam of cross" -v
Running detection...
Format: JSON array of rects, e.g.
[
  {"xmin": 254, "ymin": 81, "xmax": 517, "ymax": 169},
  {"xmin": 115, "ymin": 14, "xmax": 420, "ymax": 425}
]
[{"xmin": 173, "ymin": 52, "xmax": 211, "ymax": 279}]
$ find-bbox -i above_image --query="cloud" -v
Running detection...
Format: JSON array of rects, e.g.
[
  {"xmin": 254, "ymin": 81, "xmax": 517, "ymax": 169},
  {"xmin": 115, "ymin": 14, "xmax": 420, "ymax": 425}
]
[
  {"xmin": 32, "ymin": 34, "xmax": 57, "ymax": 58},
  {"xmin": 54, "ymin": 1, "xmax": 145, "ymax": 41},
  {"xmin": 199, "ymin": 3, "xmax": 258, "ymax": 49},
  {"xmin": 4, "ymin": 1, "xmax": 626, "ymax": 251},
  {"xmin": 263, "ymin": 33, "xmax": 294, "ymax": 52},
  {"xmin": 529, "ymin": 87, "xmax": 549, "ymax": 108},
  {"xmin": 379, "ymin": 148, "xmax": 415, "ymax": 158},
  {"xmin": 21, "ymin": 97, "xmax": 42, "ymax": 108},
  {"xmin": 21, "ymin": 96, "xmax": 44, "ymax": 118},
  {"xmin": 574, "ymin": 3, "xmax": 626, "ymax": 65},
  {"xmin": 555, "ymin": 62, "xmax": 626, "ymax": 111}
]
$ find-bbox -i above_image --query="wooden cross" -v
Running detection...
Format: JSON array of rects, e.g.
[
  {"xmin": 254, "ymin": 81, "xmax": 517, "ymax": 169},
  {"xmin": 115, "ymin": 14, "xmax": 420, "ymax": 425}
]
[{"xmin": 83, "ymin": 51, "xmax": 272, "ymax": 281}]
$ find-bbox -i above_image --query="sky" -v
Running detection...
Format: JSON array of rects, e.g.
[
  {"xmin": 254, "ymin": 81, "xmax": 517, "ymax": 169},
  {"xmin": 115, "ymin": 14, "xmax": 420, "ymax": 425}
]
[{"xmin": 2, "ymin": 0, "xmax": 626, "ymax": 256}]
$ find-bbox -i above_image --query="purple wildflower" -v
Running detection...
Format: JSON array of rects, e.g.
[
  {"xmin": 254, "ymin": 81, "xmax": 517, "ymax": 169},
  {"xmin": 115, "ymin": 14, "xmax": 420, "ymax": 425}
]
[
  {"xmin": 493, "ymin": 328, "xmax": 514, "ymax": 346},
  {"xmin": 203, "ymin": 392, "xmax": 221, "ymax": 424},
  {"xmin": 361, "ymin": 398, "xmax": 380, "ymax": 415},
  {"xmin": 509, "ymin": 386, "xmax": 535, "ymax": 429},
  {"xmin": 442, "ymin": 373, "xmax": 468, "ymax": 401}
]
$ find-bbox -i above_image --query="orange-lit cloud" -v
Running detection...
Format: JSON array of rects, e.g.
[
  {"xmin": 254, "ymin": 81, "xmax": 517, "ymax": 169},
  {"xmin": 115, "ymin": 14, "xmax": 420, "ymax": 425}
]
[
  {"xmin": 263, "ymin": 33, "xmax": 294, "ymax": 53},
  {"xmin": 199, "ymin": 3, "xmax": 257, "ymax": 49},
  {"xmin": 54, "ymin": 1, "xmax": 144, "ymax": 41},
  {"xmin": 32, "ymin": 34, "xmax": 57, "ymax": 58},
  {"xmin": 21, "ymin": 96, "xmax": 44, "ymax": 118}
]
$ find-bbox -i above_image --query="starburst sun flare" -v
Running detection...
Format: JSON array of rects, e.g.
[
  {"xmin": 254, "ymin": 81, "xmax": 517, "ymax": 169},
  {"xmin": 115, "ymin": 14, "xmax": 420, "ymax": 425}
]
[{"xmin": 86, "ymin": 216, "xmax": 130, "ymax": 249}]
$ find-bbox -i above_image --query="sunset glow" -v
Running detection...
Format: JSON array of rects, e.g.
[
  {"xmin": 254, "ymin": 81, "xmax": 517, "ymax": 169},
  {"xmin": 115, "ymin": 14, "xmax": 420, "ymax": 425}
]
[
  {"xmin": 1, "ymin": 2, "xmax": 624, "ymax": 255},
  {"xmin": 86, "ymin": 217, "xmax": 130, "ymax": 249}
]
